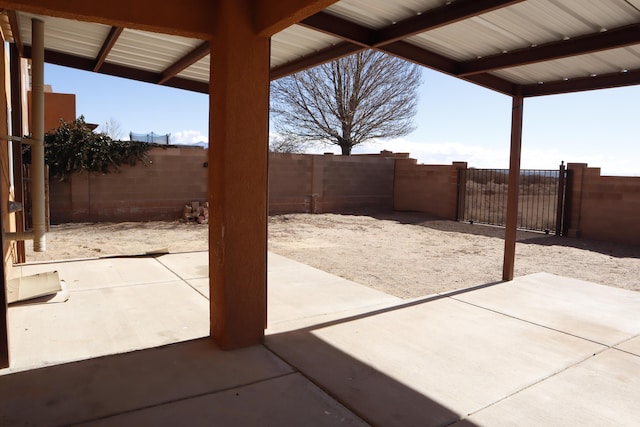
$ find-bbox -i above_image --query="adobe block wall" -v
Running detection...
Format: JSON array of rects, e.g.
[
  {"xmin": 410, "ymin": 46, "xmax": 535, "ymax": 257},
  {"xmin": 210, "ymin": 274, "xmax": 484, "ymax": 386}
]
[
  {"xmin": 394, "ymin": 159, "xmax": 467, "ymax": 220},
  {"xmin": 50, "ymin": 146, "xmax": 208, "ymax": 223},
  {"xmin": 565, "ymin": 163, "xmax": 640, "ymax": 245}
]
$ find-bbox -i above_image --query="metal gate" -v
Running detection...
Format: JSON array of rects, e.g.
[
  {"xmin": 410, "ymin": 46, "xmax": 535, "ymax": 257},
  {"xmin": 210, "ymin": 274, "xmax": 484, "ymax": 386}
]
[{"xmin": 457, "ymin": 164, "xmax": 567, "ymax": 235}]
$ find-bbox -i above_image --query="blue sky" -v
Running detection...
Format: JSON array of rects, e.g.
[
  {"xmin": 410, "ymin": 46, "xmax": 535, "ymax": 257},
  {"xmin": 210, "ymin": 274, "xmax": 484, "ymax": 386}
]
[{"xmin": 45, "ymin": 63, "xmax": 640, "ymax": 176}]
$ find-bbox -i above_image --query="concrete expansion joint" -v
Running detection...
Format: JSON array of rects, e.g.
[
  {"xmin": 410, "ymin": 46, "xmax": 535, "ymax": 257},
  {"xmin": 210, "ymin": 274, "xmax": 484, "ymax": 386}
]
[{"xmin": 462, "ymin": 346, "xmax": 609, "ymax": 421}]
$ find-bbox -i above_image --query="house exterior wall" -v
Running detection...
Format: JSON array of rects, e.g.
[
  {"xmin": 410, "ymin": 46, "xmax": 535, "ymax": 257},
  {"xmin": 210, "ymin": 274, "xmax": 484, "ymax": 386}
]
[{"xmin": 27, "ymin": 91, "xmax": 76, "ymax": 133}]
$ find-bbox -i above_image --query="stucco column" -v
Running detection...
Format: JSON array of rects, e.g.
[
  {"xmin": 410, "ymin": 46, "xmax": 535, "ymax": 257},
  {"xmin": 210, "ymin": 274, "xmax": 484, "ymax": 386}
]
[
  {"xmin": 502, "ymin": 92, "xmax": 524, "ymax": 281},
  {"xmin": 209, "ymin": 1, "xmax": 270, "ymax": 349}
]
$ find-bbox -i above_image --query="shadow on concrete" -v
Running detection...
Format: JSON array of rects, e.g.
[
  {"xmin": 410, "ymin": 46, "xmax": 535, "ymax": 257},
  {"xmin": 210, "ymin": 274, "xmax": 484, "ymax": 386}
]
[
  {"xmin": 0, "ymin": 335, "xmax": 478, "ymax": 426},
  {"xmin": 266, "ymin": 330, "xmax": 468, "ymax": 427}
]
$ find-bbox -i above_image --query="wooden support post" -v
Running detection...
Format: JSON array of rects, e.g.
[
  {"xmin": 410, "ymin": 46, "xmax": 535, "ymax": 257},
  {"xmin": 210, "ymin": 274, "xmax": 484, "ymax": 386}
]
[
  {"xmin": 502, "ymin": 91, "xmax": 524, "ymax": 281},
  {"xmin": 10, "ymin": 44, "xmax": 26, "ymax": 264},
  {"xmin": 209, "ymin": 1, "xmax": 270, "ymax": 349}
]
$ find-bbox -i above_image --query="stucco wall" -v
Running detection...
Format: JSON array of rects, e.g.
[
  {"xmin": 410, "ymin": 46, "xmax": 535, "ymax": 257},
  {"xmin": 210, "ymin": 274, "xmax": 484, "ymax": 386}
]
[{"xmin": 27, "ymin": 91, "xmax": 76, "ymax": 133}]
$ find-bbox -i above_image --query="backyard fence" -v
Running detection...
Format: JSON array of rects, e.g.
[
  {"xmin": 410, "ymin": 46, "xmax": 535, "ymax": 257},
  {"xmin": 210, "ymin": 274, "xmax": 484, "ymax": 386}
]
[
  {"xmin": 457, "ymin": 165, "xmax": 567, "ymax": 234},
  {"xmin": 129, "ymin": 131, "xmax": 170, "ymax": 144}
]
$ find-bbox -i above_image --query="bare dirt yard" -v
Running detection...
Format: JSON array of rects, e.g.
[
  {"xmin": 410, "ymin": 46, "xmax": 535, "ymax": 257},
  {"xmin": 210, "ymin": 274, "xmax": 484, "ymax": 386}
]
[{"xmin": 25, "ymin": 212, "xmax": 640, "ymax": 299}]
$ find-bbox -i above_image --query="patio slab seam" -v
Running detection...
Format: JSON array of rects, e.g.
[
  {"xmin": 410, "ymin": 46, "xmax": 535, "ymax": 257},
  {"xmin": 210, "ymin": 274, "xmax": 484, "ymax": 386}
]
[
  {"xmin": 459, "ymin": 346, "xmax": 611, "ymax": 422},
  {"xmin": 73, "ymin": 370, "xmax": 301, "ymax": 426},
  {"xmin": 448, "ymin": 296, "xmax": 625, "ymax": 348},
  {"xmin": 262, "ymin": 340, "xmax": 377, "ymax": 426},
  {"xmin": 149, "ymin": 257, "xmax": 211, "ymax": 299}
]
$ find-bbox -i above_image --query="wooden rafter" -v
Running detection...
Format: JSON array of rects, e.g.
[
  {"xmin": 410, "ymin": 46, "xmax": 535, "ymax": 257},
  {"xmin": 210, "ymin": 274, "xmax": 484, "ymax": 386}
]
[
  {"xmin": 374, "ymin": 0, "xmax": 525, "ymax": 46},
  {"xmin": 382, "ymin": 41, "xmax": 515, "ymax": 96},
  {"xmin": 158, "ymin": 41, "xmax": 209, "ymax": 85},
  {"xmin": 521, "ymin": 68, "xmax": 640, "ymax": 97},
  {"xmin": 295, "ymin": 0, "xmax": 523, "ymax": 93},
  {"xmin": 270, "ymin": 41, "xmax": 363, "ymax": 80},
  {"xmin": 253, "ymin": 0, "xmax": 339, "ymax": 37},
  {"xmin": 7, "ymin": 9, "xmax": 22, "ymax": 57},
  {"xmin": 23, "ymin": 45, "xmax": 209, "ymax": 94},
  {"xmin": 459, "ymin": 24, "xmax": 640, "ymax": 77},
  {"xmin": 93, "ymin": 26, "xmax": 123, "ymax": 72},
  {"xmin": 300, "ymin": 12, "xmax": 372, "ymax": 47}
]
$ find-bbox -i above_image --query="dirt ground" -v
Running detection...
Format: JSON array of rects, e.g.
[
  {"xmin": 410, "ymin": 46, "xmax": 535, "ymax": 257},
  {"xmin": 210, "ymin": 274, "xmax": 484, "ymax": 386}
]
[{"xmin": 24, "ymin": 212, "xmax": 640, "ymax": 299}]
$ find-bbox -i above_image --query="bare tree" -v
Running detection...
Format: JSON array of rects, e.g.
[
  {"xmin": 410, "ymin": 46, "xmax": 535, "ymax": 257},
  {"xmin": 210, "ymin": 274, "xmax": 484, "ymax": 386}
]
[
  {"xmin": 269, "ymin": 135, "xmax": 307, "ymax": 154},
  {"xmin": 100, "ymin": 117, "xmax": 124, "ymax": 140},
  {"xmin": 270, "ymin": 50, "xmax": 422, "ymax": 155}
]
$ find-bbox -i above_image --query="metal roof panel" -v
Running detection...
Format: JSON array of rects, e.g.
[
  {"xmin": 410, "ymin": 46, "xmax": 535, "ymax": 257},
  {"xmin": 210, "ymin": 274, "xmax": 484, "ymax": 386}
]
[
  {"xmin": 18, "ymin": 12, "xmax": 110, "ymax": 59},
  {"xmin": 177, "ymin": 56, "xmax": 210, "ymax": 82},
  {"xmin": 106, "ymin": 29, "xmax": 201, "ymax": 73},
  {"xmin": 493, "ymin": 46, "xmax": 640, "ymax": 84},
  {"xmin": 324, "ymin": 0, "xmax": 441, "ymax": 29},
  {"xmin": 271, "ymin": 24, "xmax": 344, "ymax": 68}
]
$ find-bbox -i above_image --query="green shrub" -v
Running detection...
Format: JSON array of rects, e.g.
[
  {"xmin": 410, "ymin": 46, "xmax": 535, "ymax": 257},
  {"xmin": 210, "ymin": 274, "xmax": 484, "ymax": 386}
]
[{"xmin": 23, "ymin": 116, "xmax": 153, "ymax": 181}]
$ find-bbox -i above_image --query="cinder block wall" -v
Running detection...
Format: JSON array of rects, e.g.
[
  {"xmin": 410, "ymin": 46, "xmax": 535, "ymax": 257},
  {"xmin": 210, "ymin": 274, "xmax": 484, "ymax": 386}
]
[
  {"xmin": 267, "ymin": 153, "xmax": 313, "ymax": 214},
  {"xmin": 268, "ymin": 152, "xmax": 396, "ymax": 214},
  {"xmin": 565, "ymin": 163, "xmax": 640, "ymax": 245},
  {"xmin": 50, "ymin": 148, "xmax": 399, "ymax": 222},
  {"xmin": 394, "ymin": 159, "xmax": 468, "ymax": 220},
  {"xmin": 50, "ymin": 146, "xmax": 208, "ymax": 222},
  {"xmin": 320, "ymin": 154, "xmax": 395, "ymax": 213}
]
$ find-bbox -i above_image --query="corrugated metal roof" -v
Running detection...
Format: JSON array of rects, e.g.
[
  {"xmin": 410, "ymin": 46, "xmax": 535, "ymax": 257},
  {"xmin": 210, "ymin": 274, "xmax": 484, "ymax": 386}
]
[
  {"xmin": 18, "ymin": 12, "xmax": 110, "ymax": 59},
  {"xmin": 494, "ymin": 46, "xmax": 640, "ymax": 84},
  {"xmin": 271, "ymin": 24, "xmax": 343, "ymax": 68},
  {"xmin": 176, "ymin": 56, "xmax": 210, "ymax": 83},
  {"xmin": 107, "ymin": 29, "xmax": 201, "ymax": 73},
  {"xmin": 325, "ymin": 0, "xmax": 441, "ymax": 29},
  {"xmin": 5, "ymin": 0, "xmax": 640, "ymax": 96}
]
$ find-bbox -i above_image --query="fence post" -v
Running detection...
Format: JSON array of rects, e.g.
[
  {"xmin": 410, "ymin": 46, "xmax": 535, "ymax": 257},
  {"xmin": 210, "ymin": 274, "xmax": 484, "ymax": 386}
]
[
  {"xmin": 456, "ymin": 167, "xmax": 466, "ymax": 221},
  {"xmin": 555, "ymin": 161, "xmax": 566, "ymax": 236}
]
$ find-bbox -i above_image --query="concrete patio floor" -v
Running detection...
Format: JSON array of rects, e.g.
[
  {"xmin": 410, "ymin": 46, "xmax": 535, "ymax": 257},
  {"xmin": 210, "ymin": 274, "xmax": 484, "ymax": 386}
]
[{"xmin": 1, "ymin": 251, "xmax": 640, "ymax": 426}]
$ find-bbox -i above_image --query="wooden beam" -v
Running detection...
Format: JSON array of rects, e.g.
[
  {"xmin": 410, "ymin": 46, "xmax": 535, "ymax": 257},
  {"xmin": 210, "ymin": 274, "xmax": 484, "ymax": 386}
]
[
  {"xmin": 0, "ymin": 213, "xmax": 7, "ymax": 367},
  {"xmin": 270, "ymin": 42, "xmax": 363, "ymax": 80},
  {"xmin": 10, "ymin": 43, "xmax": 26, "ymax": 264},
  {"xmin": 0, "ymin": 0, "xmax": 216, "ymax": 39},
  {"xmin": 459, "ymin": 24, "xmax": 640, "ymax": 76},
  {"xmin": 210, "ymin": 0, "xmax": 269, "ymax": 349},
  {"xmin": 158, "ymin": 41, "xmax": 209, "ymax": 85},
  {"xmin": 382, "ymin": 41, "xmax": 516, "ymax": 96},
  {"xmin": 253, "ymin": 0, "xmax": 339, "ymax": 37},
  {"xmin": 374, "ymin": 0, "xmax": 524, "ymax": 46},
  {"xmin": 7, "ymin": 9, "xmax": 23, "ymax": 57},
  {"xmin": 502, "ymin": 91, "xmax": 523, "ymax": 281},
  {"xmin": 300, "ymin": 11, "xmax": 373, "ymax": 47},
  {"xmin": 23, "ymin": 45, "xmax": 209, "ymax": 93},
  {"xmin": 521, "ymin": 68, "xmax": 640, "ymax": 97},
  {"xmin": 93, "ymin": 26, "xmax": 123, "ymax": 72}
]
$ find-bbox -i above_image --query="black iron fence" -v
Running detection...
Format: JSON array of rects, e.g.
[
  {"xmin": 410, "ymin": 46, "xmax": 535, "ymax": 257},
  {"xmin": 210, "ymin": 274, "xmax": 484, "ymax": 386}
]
[{"xmin": 457, "ymin": 165, "xmax": 567, "ymax": 234}]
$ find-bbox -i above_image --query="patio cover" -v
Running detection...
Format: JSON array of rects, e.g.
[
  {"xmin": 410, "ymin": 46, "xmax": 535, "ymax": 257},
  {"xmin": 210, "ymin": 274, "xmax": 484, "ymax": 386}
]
[{"xmin": 0, "ymin": 0, "xmax": 638, "ymax": 357}]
